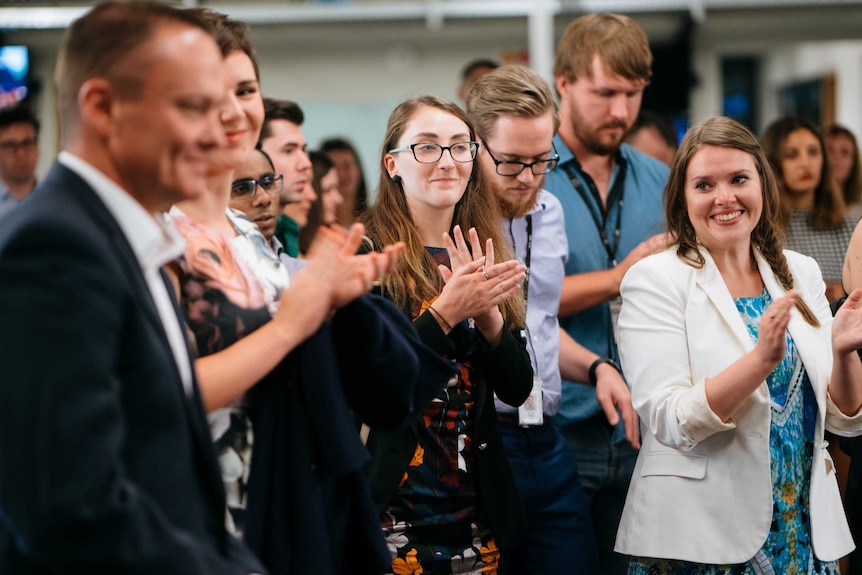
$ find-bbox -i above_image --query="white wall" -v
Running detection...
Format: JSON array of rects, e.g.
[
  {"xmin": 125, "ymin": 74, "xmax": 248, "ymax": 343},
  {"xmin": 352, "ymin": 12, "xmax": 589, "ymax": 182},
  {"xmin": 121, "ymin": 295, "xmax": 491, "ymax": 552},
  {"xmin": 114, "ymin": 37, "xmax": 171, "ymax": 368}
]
[{"xmin": 8, "ymin": 7, "xmax": 862, "ymax": 185}]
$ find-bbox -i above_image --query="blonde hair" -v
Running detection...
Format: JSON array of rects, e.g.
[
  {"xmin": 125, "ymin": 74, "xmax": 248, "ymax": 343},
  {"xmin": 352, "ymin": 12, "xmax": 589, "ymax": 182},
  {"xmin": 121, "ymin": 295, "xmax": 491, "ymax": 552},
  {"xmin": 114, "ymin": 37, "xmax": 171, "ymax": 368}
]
[
  {"xmin": 362, "ymin": 96, "xmax": 526, "ymax": 327},
  {"xmin": 466, "ymin": 64, "xmax": 560, "ymax": 141},
  {"xmin": 665, "ymin": 116, "xmax": 819, "ymax": 327},
  {"xmin": 553, "ymin": 13, "xmax": 652, "ymax": 84}
]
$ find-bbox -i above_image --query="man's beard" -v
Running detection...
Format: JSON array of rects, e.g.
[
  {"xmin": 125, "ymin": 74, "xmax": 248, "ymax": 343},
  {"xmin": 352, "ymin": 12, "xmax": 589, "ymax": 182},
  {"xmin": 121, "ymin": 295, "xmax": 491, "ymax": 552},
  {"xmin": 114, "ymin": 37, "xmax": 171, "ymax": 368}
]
[
  {"xmin": 498, "ymin": 186, "xmax": 540, "ymax": 218},
  {"xmin": 569, "ymin": 100, "xmax": 628, "ymax": 156}
]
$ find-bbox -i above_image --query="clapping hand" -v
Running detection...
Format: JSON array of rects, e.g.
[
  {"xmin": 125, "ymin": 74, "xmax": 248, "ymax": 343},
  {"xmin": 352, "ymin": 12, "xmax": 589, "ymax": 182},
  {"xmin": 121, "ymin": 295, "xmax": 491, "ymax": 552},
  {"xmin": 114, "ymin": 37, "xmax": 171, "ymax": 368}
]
[
  {"xmin": 756, "ymin": 290, "xmax": 798, "ymax": 367},
  {"xmin": 833, "ymin": 289, "xmax": 862, "ymax": 355},
  {"xmin": 274, "ymin": 223, "xmax": 403, "ymax": 342},
  {"xmin": 432, "ymin": 225, "xmax": 525, "ymax": 344}
]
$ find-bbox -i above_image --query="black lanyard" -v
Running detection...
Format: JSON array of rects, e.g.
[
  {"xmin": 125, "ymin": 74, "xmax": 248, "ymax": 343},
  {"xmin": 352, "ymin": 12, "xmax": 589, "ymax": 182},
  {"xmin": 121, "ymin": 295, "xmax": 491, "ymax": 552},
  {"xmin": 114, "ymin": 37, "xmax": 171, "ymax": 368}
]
[
  {"xmin": 523, "ymin": 214, "xmax": 533, "ymax": 300},
  {"xmin": 509, "ymin": 213, "xmax": 539, "ymax": 373},
  {"xmin": 563, "ymin": 156, "xmax": 626, "ymax": 266},
  {"xmin": 507, "ymin": 214, "xmax": 533, "ymax": 303}
]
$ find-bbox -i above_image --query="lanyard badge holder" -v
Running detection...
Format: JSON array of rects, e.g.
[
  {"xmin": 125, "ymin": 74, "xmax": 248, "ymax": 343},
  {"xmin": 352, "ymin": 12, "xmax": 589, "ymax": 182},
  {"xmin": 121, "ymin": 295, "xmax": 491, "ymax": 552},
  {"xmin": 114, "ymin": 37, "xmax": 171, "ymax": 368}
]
[
  {"xmin": 514, "ymin": 214, "xmax": 544, "ymax": 427},
  {"xmin": 518, "ymin": 376, "xmax": 544, "ymax": 426}
]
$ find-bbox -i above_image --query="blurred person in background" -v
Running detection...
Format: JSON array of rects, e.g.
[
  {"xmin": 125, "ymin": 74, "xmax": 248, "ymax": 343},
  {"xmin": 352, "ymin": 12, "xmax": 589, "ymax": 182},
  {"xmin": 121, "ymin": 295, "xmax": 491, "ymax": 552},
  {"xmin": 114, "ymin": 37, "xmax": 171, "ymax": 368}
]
[
  {"xmin": 825, "ymin": 124, "xmax": 862, "ymax": 221},
  {"xmin": 763, "ymin": 115, "xmax": 855, "ymax": 304},
  {"xmin": 299, "ymin": 150, "xmax": 343, "ymax": 254},
  {"xmin": 260, "ymin": 98, "xmax": 312, "ymax": 258},
  {"xmin": 624, "ymin": 109, "xmax": 678, "ymax": 167},
  {"xmin": 0, "ymin": 105, "xmax": 39, "ymax": 220},
  {"xmin": 456, "ymin": 57, "xmax": 500, "ymax": 104},
  {"xmin": 321, "ymin": 136, "xmax": 368, "ymax": 226}
]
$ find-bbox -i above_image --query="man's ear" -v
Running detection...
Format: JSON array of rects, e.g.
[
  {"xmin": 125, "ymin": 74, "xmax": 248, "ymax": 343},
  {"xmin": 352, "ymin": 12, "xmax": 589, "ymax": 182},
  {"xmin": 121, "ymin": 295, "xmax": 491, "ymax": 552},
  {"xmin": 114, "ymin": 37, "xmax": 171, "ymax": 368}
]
[
  {"xmin": 77, "ymin": 77, "xmax": 116, "ymax": 137},
  {"xmin": 555, "ymin": 75, "xmax": 570, "ymax": 100}
]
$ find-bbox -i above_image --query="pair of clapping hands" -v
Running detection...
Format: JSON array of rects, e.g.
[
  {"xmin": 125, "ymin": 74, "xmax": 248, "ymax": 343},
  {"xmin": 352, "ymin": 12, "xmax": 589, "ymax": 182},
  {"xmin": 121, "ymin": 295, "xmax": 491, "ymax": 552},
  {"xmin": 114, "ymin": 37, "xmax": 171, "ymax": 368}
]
[
  {"xmin": 428, "ymin": 225, "xmax": 525, "ymax": 345},
  {"xmin": 272, "ymin": 223, "xmax": 525, "ymax": 346}
]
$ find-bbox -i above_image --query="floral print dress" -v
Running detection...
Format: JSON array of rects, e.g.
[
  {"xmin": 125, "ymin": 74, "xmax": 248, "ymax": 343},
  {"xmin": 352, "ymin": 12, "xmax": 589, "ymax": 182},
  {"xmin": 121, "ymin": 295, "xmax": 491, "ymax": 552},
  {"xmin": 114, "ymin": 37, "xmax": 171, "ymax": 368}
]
[
  {"xmin": 630, "ymin": 289, "xmax": 838, "ymax": 575},
  {"xmin": 382, "ymin": 248, "xmax": 499, "ymax": 575},
  {"xmin": 171, "ymin": 208, "xmax": 287, "ymax": 537}
]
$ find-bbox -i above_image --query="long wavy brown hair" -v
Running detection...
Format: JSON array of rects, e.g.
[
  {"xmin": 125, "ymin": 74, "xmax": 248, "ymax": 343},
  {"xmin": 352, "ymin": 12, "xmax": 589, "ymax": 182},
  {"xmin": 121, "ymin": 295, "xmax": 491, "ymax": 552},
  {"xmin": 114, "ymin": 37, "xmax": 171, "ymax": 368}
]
[
  {"xmin": 825, "ymin": 123, "xmax": 862, "ymax": 207},
  {"xmin": 362, "ymin": 96, "xmax": 526, "ymax": 327},
  {"xmin": 762, "ymin": 116, "xmax": 845, "ymax": 231},
  {"xmin": 665, "ymin": 116, "xmax": 819, "ymax": 327}
]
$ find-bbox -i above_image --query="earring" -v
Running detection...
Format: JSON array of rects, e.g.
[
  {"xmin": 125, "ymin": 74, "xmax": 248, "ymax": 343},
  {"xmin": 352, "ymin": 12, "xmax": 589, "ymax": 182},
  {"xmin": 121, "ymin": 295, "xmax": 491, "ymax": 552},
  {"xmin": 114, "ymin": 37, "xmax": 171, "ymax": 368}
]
[{"xmin": 391, "ymin": 174, "xmax": 402, "ymax": 184}]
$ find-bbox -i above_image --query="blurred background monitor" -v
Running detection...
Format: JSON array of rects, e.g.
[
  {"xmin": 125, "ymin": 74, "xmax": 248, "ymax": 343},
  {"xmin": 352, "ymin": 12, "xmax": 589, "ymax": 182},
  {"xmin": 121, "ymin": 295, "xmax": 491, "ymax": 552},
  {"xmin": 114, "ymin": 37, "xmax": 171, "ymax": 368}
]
[{"xmin": 0, "ymin": 45, "xmax": 30, "ymax": 110}]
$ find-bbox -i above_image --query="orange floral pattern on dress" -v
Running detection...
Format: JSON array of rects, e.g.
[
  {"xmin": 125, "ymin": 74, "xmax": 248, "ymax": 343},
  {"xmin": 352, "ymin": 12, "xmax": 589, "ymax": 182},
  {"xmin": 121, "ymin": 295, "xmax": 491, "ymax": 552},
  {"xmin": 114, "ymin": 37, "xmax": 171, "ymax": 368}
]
[
  {"xmin": 409, "ymin": 445, "xmax": 424, "ymax": 467},
  {"xmin": 480, "ymin": 537, "xmax": 499, "ymax": 574},
  {"xmin": 392, "ymin": 548, "xmax": 424, "ymax": 575}
]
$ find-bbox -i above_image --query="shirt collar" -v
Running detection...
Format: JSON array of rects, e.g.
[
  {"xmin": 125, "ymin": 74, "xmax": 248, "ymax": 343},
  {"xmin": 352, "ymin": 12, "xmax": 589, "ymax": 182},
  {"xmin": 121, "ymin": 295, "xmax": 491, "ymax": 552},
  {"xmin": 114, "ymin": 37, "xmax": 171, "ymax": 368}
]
[
  {"xmin": 58, "ymin": 151, "xmax": 185, "ymax": 271},
  {"xmin": 0, "ymin": 178, "xmax": 12, "ymax": 202}
]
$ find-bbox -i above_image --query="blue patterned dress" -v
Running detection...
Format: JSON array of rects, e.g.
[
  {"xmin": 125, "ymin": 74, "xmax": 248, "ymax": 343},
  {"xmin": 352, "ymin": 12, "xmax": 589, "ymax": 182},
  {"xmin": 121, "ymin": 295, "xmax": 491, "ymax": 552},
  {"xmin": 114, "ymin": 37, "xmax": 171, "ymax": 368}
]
[{"xmin": 630, "ymin": 289, "xmax": 838, "ymax": 575}]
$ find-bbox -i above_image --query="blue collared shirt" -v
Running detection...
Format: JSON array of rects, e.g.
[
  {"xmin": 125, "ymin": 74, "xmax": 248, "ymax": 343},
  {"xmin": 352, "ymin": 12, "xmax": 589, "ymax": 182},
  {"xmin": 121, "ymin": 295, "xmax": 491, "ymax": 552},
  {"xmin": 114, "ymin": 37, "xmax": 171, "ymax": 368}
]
[
  {"xmin": 544, "ymin": 136, "xmax": 668, "ymax": 427},
  {"xmin": 0, "ymin": 178, "xmax": 21, "ymax": 223},
  {"xmin": 494, "ymin": 190, "xmax": 568, "ymax": 418}
]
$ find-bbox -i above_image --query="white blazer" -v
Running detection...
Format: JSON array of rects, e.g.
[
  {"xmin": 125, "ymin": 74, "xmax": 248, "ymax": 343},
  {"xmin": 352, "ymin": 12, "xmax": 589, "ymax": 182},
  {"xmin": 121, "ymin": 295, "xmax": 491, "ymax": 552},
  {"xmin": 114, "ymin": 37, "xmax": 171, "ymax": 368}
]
[{"xmin": 615, "ymin": 247, "xmax": 862, "ymax": 564}]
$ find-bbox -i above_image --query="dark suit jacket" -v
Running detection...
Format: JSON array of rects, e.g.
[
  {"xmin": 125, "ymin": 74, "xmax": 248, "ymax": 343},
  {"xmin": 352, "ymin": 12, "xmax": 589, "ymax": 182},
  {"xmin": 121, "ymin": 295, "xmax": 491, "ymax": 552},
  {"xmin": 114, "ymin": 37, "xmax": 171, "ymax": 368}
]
[
  {"xmin": 0, "ymin": 163, "xmax": 264, "ymax": 574},
  {"xmin": 365, "ymin": 311, "xmax": 532, "ymax": 538}
]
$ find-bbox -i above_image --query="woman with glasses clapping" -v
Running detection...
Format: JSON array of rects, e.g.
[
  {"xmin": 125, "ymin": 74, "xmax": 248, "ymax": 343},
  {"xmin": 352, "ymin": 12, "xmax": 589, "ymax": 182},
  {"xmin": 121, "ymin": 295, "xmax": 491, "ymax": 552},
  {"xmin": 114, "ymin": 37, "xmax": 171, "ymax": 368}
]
[{"xmin": 361, "ymin": 96, "xmax": 533, "ymax": 574}]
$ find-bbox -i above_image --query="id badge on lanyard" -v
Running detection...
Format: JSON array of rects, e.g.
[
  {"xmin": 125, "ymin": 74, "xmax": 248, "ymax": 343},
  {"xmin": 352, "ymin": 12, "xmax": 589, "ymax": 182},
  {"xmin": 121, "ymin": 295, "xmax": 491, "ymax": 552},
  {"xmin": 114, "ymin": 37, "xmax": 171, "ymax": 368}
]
[{"xmin": 518, "ymin": 376, "xmax": 544, "ymax": 426}]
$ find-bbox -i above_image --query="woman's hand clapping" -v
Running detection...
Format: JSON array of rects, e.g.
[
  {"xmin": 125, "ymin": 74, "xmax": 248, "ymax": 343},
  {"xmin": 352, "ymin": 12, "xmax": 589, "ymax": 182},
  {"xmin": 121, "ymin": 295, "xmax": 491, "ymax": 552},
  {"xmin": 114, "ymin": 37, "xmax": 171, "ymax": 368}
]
[
  {"xmin": 833, "ymin": 289, "xmax": 862, "ymax": 355},
  {"xmin": 755, "ymin": 290, "xmax": 798, "ymax": 368},
  {"xmin": 432, "ymin": 225, "xmax": 525, "ymax": 345}
]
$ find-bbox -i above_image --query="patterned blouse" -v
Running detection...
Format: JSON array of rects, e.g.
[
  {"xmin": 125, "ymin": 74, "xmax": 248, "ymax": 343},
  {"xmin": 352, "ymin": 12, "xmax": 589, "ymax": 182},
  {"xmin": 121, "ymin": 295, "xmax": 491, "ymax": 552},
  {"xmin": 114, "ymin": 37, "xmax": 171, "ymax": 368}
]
[
  {"xmin": 784, "ymin": 209, "xmax": 855, "ymax": 286},
  {"xmin": 172, "ymin": 208, "xmax": 288, "ymax": 537},
  {"xmin": 629, "ymin": 289, "xmax": 837, "ymax": 575}
]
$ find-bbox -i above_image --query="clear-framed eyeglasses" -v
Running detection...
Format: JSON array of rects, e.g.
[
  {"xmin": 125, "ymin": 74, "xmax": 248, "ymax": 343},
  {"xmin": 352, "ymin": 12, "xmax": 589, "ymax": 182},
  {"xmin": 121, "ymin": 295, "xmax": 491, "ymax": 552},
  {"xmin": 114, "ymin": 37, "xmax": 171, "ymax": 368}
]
[
  {"xmin": 230, "ymin": 173, "xmax": 284, "ymax": 200},
  {"xmin": 388, "ymin": 141, "xmax": 479, "ymax": 164},
  {"xmin": 483, "ymin": 142, "xmax": 560, "ymax": 176}
]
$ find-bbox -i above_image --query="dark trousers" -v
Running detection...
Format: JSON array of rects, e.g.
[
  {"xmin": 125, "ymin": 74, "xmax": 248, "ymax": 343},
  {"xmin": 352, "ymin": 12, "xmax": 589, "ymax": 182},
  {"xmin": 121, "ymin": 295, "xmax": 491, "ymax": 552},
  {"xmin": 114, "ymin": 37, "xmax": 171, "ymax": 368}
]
[
  {"xmin": 559, "ymin": 416, "xmax": 638, "ymax": 575},
  {"xmin": 498, "ymin": 421, "xmax": 599, "ymax": 575}
]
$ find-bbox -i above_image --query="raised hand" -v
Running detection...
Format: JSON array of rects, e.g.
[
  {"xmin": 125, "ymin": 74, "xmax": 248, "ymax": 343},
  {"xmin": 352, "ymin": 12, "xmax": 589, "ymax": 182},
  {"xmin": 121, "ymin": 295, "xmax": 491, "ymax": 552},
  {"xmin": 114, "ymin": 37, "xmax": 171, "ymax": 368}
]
[
  {"xmin": 833, "ymin": 288, "xmax": 862, "ymax": 355},
  {"xmin": 273, "ymin": 223, "xmax": 404, "ymax": 342},
  {"xmin": 755, "ymin": 290, "xmax": 798, "ymax": 367}
]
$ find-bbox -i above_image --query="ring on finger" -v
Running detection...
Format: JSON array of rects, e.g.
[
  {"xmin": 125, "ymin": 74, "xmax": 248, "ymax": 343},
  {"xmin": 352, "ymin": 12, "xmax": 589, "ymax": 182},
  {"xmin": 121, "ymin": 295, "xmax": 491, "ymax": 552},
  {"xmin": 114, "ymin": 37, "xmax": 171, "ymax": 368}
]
[{"xmin": 483, "ymin": 269, "xmax": 490, "ymax": 280}]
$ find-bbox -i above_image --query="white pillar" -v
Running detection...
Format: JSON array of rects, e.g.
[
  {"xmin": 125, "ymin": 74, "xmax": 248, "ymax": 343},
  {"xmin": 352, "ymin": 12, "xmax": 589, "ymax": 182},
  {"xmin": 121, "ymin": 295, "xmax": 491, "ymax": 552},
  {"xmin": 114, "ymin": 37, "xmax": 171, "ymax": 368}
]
[{"xmin": 528, "ymin": 0, "xmax": 557, "ymax": 86}]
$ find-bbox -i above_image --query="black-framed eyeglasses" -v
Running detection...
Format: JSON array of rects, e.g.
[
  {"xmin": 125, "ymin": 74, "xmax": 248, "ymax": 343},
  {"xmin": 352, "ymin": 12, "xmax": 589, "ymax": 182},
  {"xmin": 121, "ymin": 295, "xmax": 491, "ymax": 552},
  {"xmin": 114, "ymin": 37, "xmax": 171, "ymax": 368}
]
[
  {"xmin": 0, "ymin": 138, "xmax": 37, "ymax": 153},
  {"xmin": 483, "ymin": 142, "xmax": 559, "ymax": 176},
  {"xmin": 388, "ymin": 141, "xmax": 479, "ymax": 164},
  {"xmin": 230, "ymin": 173, "xmax": 284, "ymax": 200}
]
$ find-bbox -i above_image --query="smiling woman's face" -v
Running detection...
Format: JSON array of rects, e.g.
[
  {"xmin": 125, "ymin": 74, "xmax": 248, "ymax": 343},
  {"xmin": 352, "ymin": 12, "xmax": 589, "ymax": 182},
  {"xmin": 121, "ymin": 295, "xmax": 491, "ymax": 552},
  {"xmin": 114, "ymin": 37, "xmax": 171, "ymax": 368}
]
[
  {"xmin": 209, "ymin": 50, "xmax": 264, "ymax": 175},
  {"xmin": 684, "ymin": 145, "xmax": 763, "ymax": 255},
  {"xmin": 384, "ymin": 105, "xmax": 474, "ymax": 218}
]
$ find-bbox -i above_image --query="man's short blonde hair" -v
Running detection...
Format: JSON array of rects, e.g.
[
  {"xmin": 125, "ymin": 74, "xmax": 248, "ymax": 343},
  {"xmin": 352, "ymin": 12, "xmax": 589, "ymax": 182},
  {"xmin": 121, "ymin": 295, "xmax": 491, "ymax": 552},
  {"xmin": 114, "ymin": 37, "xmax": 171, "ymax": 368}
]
[
  {"xmin": 466, "ymin": 64, "xmax": 559, "ymax": 142},
  {"xmin": 553, "ymin": 13, "xmax": 652, "ymax": 84}
]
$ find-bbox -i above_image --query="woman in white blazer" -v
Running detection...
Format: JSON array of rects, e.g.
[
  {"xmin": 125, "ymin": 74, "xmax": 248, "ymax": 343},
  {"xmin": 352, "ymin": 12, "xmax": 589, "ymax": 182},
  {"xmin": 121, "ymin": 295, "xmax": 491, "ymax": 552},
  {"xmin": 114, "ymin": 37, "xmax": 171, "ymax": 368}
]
[{"xmin": 615, "ymin": 116, "xmax": 862, "ymax": 574}]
